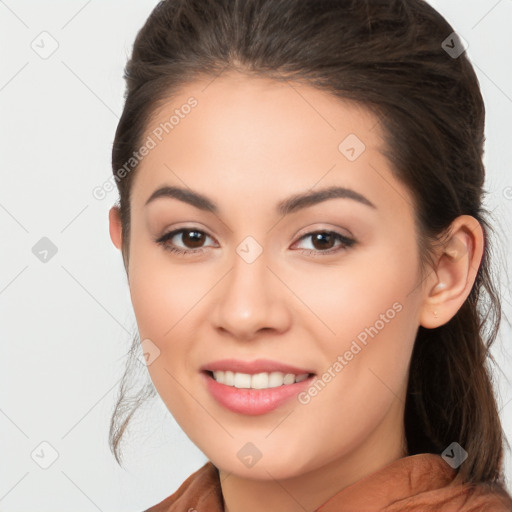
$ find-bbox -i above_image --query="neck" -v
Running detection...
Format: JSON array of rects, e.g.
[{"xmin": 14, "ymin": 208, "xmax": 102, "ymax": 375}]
[{"xmin": 219, "ymin": 403, "xmax": 408, "ymax": 512}]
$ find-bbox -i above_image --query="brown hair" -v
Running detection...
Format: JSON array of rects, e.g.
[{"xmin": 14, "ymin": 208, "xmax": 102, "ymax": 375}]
[{"xmin": 109, "ymin": 0, "xmax": 511, "ymax": 495}]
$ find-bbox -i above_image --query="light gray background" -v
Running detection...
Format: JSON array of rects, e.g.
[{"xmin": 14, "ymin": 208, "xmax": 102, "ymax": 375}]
[{"xmin": 1, "ymin": 1, "xmax": 511, "ymax": 510}]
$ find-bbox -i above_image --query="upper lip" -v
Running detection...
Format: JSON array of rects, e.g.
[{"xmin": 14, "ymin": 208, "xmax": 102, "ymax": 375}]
[{"xmin": 200, "ymin": 358, "xmax": 315, "ymax": 375}]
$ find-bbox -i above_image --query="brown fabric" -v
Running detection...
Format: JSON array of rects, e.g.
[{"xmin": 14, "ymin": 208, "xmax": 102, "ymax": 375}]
[
  {"xmin": 144, "ymin": 461, "xmax": 223, "ymax": 511},
  {"xmin": 145, "ymin": 453, "xmax": 512, "ymax": 511}
]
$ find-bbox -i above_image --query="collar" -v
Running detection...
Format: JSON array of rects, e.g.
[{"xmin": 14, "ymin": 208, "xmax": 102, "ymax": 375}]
[{"xmin": 146, "ymin": 452, "xmax": 512, "ymax": 511}]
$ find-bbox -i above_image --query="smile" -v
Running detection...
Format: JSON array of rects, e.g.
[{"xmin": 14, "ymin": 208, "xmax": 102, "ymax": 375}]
[
  {"xmin": 201, "ymin": 370, "xmax": 316, "ymax": 415},
  {"xmin": 210, "ymin": 370, "xmax": 310, "ymax": 389}
]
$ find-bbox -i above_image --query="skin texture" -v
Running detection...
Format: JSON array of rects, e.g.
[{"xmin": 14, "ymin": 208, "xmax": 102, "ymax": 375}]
[{"xmin": 109, "ymin": 71, "xmax": 483, "ymax": 512}]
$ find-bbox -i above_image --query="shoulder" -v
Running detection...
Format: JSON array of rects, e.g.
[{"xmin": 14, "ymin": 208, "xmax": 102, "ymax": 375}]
[
  {"xmin": 317, "ymin": 453, "xmax": 512, "ymax": 512},
  {"xmin": 437, "ymin": 479, "xmax": 512, "ymax": 512},
  {"xmin": 384, "ymin": 466, "xmax": 512, "ymax": 511},
  {"xmin": 143, "ymin": 461, "xmax": 223, "ymax": 512}
]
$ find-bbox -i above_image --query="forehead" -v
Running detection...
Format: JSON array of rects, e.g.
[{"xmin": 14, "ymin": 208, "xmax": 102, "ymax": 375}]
[
  {"xmin": 130, "ymin": 72, "xmax": 412, "ymax": 220},
  {"xmin": 145, "ymin": 71, "xmax": 380, "ymax": 159}
]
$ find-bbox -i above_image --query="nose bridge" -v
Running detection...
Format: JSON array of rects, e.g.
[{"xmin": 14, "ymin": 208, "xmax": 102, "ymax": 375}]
[
  {"xmin": 226, "ymin": 237, "xmax": 273, "ymax": 317},
  {"xmin": 212, "ymin": 234, "xmax": 290, "ymax": 338}
]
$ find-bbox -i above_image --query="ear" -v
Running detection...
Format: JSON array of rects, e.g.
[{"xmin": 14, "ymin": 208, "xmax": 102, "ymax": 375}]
[
  {"xmin": 109, "ymin": 205, "xmax": 123, "ymax": 250},
  {"xmin": 419, "ymin": 215, "xmax": 484, "ymax": 329}
]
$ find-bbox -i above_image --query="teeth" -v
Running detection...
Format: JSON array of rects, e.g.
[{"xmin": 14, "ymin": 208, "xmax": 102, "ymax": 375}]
[
  {"xmin": 251, "ymin": 372, "xmax": 269, "ymax": 389},
  {"xmin": 234, "ymin": 372, "xmax": 251, "ymax": 388},
  {"xmin": 211, "ymin": 370, "xmax": 310, "ymax": 389},
  {"xmin": 224, "ymin": 370, "xmax": 234, "ymax": 386}
]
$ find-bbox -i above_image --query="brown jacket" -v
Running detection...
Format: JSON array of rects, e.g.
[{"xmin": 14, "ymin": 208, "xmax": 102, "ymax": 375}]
[{"xmin": 145, "ymin": 453, "xmax": 512, "ymax": 511}]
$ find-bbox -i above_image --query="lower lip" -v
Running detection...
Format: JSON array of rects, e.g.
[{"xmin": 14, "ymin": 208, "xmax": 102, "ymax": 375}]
[{"xmin": 202, "ymin": 371, "xmax": 315, "ymax": 415}]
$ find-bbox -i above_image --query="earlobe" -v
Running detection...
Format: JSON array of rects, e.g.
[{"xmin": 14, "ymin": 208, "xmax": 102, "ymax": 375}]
[
  {"xmin": 109, "ymin": 205, "xmax": 123, "ymax": 250},
  {"xmin": 419, "ymin": 215, "xmax": 484, "ymax": 329}
]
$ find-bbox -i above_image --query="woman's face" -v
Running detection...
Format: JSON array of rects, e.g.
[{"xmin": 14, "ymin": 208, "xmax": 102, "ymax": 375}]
[{"xmin": 111, "ymin": 72, "xmax": 430, "ymax": 480}]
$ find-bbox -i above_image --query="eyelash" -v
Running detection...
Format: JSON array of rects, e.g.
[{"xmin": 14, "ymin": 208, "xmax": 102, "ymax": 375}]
[{"xmin": 155, "ymin": 227, "xmax": 356, "ymax": 257}]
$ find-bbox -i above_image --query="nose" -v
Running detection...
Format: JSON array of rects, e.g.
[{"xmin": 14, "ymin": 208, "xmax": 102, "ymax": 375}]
[{"xmin": 210, "ymin": 246, "xmax": 292, "ymax": 342}]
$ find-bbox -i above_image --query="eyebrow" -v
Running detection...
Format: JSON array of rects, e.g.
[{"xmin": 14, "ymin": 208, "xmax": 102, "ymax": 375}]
[{"xmin": 144, "ymin": 184, "xmax": 376, "ymax": 215}]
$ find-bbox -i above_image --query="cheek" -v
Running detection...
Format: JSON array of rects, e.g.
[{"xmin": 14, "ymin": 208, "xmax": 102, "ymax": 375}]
[
  {"xmin": 128, "ymin": 244, "xmax": 204, "ymax": 338},
  {"xmin": 292, "ymin": 240, "xmax": 422, "ymax": 417},
  {"xmin": 128, "ymin": 268, "xmax": 172, "ymax": 339},
  {"xmin": 127, "ymin": 253, "xmax": 201, "ymax": 417},
  {"xmin": 287, "ymin": 240, "xmax": 420, "ymax": 344}
]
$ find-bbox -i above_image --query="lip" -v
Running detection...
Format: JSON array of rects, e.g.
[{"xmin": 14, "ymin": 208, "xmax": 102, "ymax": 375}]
[
  {"xmin": 201, "ymin": 371, "xmax": 315, "ymax": 415},
  {"xmin": 200, "ymin": 358, "xmax": 314, "ymax": 375}
]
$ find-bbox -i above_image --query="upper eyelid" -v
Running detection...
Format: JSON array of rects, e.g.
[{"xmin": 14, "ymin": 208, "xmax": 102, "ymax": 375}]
[
  {"xmin": 159, "ymin": 226, "xmax": 354, "ymax": 247},
  {"xmin": 167, "ymin": 227, "xmax": 217, "ymax": 242}
]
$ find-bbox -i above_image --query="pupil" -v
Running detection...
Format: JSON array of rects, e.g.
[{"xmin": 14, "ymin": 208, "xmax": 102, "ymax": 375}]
[
  {"xmin": 313, "ymin": 233, "xmax": 333, "ymax": 250},
  {"xmin": 185, "ymin": 231, "xmax": 203, "ymax": 248}
]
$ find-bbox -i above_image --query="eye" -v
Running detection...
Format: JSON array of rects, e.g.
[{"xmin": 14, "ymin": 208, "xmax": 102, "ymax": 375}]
[
  {"xmin": 155, "ymin": 227, "xmax": 356, "ymax": 257},
  {"xmin": 155, "ymin": 228, "xmax": 216, "ymax": 256},
  {"xmin": 293, "ymin": 230, "xmax": 356, "ymax": 256}
]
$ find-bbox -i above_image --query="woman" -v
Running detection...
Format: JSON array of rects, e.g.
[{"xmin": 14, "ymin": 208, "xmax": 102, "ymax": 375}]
[{"xmin": 107, "ymin": 0, "xmax": 512, "ymax": 510}]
